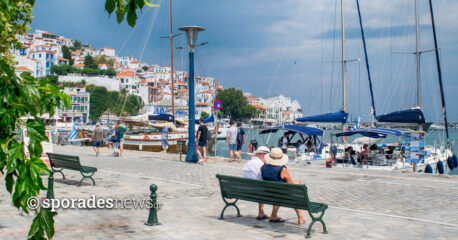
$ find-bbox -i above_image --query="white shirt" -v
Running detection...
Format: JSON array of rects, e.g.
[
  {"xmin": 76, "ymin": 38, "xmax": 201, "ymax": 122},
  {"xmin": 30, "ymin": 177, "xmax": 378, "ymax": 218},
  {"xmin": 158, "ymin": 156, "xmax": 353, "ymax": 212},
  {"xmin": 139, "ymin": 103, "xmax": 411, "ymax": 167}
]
[
  {"xmin": 227, "ymin": 126, "xmax": 238, "ymax": 145},
  {"xmin": 282, "ymin": 137, "xmax": 288, "ymax": 149},
  {"xmin": 299, "ymin": 144, "xmax": 307, "ymax": 154},
  {"xmin": 242, "ymin": 157, "xmax": 264, "ymax": 180}
]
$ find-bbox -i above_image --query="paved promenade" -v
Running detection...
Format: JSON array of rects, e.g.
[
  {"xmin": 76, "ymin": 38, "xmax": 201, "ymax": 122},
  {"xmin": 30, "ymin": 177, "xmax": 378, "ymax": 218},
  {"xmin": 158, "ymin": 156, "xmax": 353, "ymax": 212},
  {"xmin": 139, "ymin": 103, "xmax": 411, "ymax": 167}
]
[{"xmin": 1, "ymin": 145, "xmax": 457, "ymax": 239}]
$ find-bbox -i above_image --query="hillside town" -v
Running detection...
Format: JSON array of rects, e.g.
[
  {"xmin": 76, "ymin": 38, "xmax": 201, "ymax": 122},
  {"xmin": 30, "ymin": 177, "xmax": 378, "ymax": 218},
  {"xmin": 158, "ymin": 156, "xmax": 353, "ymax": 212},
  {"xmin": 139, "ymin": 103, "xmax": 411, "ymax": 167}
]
[{"xmin": 12, "ymin": 29, "xmax": 301, "ymax": 123}]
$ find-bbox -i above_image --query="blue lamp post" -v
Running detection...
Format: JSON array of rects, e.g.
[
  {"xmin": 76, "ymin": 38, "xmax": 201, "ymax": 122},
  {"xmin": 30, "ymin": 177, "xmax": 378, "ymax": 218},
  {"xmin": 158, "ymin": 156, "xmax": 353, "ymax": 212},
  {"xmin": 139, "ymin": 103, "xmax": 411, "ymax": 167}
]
[{"xmin": 179, "ymin": 26, "xmax": 208, "ymax": 163}]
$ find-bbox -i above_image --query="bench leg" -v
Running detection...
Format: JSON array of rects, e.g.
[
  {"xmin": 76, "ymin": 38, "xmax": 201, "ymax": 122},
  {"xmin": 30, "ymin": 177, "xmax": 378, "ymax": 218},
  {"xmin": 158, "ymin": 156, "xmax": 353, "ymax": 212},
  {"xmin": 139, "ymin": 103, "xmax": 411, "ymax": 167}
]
[
  {"xmin": 53, "ymin": 168, "xmax": 65, "ymax": 179},
  {"xmin": 78, "ymin": 172, "xmax": 96, "ymax": 187},
  {"xmin": 219, "ymin": 198, "xmax": 241, "ymax": 219},
  {"xmin": 305, "ymin": 209, "xmax": 327, "ymax": 238}
]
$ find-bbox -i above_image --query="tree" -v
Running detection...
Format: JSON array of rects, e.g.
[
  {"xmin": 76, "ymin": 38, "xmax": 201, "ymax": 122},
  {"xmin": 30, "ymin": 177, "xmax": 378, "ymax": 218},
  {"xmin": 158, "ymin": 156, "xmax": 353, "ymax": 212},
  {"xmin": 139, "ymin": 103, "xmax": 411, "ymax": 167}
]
[
  {"xmin": 83, "ymin": 54, "xmax": 97, "ymax": 70},
  {"xmin": 200, "ymin": 111, "xmax": 210, "ymax": 119},
  {"xmin": 72, "ymin": 39, "xmax": 82, "ymax": 50},
  {"xmin": 215, "ymin": 88, "xmax": 258, "ymax": 121},
  {"xmin": 61, "ymin": 45, "xmax": 73, "ymax": 65},
  {"xmin": 0, "ymin": 1, "xmax": 152, "ymax": 238},
  {"xmin": 142, "ymin": 66, "xmax": 148, "ymax": 71}
]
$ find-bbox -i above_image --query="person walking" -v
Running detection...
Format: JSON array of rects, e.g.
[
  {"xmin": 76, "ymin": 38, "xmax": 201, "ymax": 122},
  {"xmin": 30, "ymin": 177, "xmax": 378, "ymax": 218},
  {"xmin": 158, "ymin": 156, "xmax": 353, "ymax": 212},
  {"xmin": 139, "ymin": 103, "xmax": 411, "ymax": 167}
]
[
  {"xmin": 111, "ymin": 125, "xmax": 121, "ymax": 157},
  {"xmin": 242, "ymin": 146, "xmax": 270, "ymax": 220},
  {"xmin": 236, "ymin": 122, "xmax": 246, "ymax": 162},
  {"xmin": 91, "ymin": 123, "xmax": 103, "ymax": 157},
  {"xmin": 261, "ymin": 148, "xmax": 305, "ymax": 225},
  {"xmin": 280, "ymin": 132, "xmax": 289, "ymax": 154},
  {"xmin": 196, "ymin": 118, "xmax": 208, "ymax": 164},
  {"xmin": 225, "ymin": 120, "xmax": 238, "ymax": 162},
  {"xmin": 118, "ymin": 122, "xmax": 127, "ymax": 156}
]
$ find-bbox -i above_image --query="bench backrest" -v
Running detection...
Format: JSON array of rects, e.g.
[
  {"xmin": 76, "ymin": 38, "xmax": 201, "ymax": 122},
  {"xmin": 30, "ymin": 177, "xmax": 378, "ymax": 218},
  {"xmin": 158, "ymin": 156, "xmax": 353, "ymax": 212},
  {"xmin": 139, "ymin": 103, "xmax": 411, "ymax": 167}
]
[
  {"xmin": 47, "ymin": 153, "xmax": 81, "ymax": 171},
  {"xmin": 216, "ymin": 174, "xmax": 311, "ymax": 210}
]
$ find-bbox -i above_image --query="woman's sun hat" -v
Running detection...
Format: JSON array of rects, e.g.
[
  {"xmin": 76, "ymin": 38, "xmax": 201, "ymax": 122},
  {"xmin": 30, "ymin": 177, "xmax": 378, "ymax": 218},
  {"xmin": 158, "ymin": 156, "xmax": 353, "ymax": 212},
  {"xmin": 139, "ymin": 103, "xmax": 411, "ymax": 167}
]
[{"xmin": 265, "ymin": 147, "xmax": 288, "ymax": 166}]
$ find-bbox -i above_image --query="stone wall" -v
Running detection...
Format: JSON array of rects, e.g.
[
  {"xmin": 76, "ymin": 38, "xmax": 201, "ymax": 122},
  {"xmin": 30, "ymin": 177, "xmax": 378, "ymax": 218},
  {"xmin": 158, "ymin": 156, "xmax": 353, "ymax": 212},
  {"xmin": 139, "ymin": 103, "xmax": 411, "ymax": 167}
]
[{"xmin": 58, "ymin": 75, "xmax": 120, "ymax": 91}]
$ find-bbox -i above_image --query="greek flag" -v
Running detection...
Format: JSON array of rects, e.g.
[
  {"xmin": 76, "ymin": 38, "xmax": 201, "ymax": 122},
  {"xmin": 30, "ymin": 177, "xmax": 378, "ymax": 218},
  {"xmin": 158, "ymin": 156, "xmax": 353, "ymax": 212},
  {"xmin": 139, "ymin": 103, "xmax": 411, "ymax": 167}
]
[
  {"xmin": 69, "ymin": 122, "xmax": 79, "ymax": 141},
  {"xmin": 352, "ymin": 117, "xmax": 360, "ymax": 130}
]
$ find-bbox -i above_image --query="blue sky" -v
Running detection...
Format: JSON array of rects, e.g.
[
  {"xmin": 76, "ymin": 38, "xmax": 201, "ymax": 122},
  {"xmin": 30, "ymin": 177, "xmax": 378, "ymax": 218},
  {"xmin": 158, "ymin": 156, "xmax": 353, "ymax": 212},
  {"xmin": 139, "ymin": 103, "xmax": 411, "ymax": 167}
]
[{"xmin": 31, "ymin": 0, "xmax": 458, "ymax": 122}]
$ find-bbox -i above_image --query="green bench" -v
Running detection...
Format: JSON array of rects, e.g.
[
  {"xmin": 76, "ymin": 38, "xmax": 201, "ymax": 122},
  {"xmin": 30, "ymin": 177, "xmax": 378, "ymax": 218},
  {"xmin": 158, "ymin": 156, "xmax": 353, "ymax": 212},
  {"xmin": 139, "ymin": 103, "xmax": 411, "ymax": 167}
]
[
  {"xmin": 47, "ymin": 153, "xmax": 97, "ymax": 186},
  {"xmin": 216, "ymin": 174, "xmax": 328, "ymax": 238}
]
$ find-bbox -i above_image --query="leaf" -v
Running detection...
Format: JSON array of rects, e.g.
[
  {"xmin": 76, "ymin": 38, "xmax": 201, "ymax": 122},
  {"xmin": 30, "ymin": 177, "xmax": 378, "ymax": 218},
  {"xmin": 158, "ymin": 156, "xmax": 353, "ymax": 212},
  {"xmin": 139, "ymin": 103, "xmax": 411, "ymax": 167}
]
[
  {"xmin": 127, "ymin": 3, "xmax": 137, "ymax": 27},
  {"xmin": 144, "ymin": 0, "xmax": 160, "ymax": 7},
  {"xmin": 136, "ymin": 0, "xmax": 144, "ymax": 9},
  {"xmin": 105, "ymin": 0, "xmax": 116, "ymax": 14},
  {"xmin": 116, "ymin": 0, "xmax": 126, "ymax": 24},
  {"xmin": 28, "ymin": 207, "xmax": 57, "ymax": 239},
  {"xmin": 7, "ymin": 141, "xmax": 24, "ymax": 173},
  {"xmin": 5, "ymin": 172, "xmax": 15, "ymax": 193}
]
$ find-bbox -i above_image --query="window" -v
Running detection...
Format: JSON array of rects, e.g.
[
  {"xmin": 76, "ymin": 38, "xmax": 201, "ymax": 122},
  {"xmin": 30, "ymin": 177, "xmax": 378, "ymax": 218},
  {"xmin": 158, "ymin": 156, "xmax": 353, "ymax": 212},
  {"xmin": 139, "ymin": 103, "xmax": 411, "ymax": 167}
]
[
  {"xmin": 39, "ymin": 54, "xmax": 41, "ymax": 58},
  {"xmin": 32, "ymin": 54, "xmax": 35, "ymax": 59}
]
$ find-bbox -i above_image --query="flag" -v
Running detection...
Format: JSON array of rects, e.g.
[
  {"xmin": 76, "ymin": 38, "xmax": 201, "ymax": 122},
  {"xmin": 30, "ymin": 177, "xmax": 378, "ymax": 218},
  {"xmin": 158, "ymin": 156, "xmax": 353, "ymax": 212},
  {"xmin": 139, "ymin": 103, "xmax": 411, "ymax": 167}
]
[
  {"xmin": 353, "ymin": 117, "xmax": 360, "ymax": 130},
  {"xmin": 69, "ymin": 122, "xmax": 79, "ymax": 141}
]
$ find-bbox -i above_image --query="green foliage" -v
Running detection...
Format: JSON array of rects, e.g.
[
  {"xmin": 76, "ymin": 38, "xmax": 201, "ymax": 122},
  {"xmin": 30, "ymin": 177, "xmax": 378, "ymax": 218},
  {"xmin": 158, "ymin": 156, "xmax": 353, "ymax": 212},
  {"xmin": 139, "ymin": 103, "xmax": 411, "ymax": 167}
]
[
  {"xmin": 0, "ymin": 58, "xmax": 69, "ymax": 239},
  {"xmin": 72, "ymin": 39, "xmax": 82, "ymax": 50},
  {"xmin": 61, "ymin": 45, "xmax": 73, "ymax": 65},
  {"xmin": 200, "ymin": 111, "xmax": 210, "ymax": 119},
  {"xmin": 105, "ymin": 0, "xmax": 159, "ymax": 27},
  {"xmin": 83, "ymin": 54, "xmax": 97, "ymax": 69},
  {"xmin": 51, "ymin": 64, "xmax": 116, "ymax": 77},
  {"xmin": 215, "ymin": 88, "xmax": 259, "ymax": 121},
  {"xmin": 142, "ymin": 66, "xmax": 148, "ymax": 71},
  {"xmin": 86, "ymin": 85, "xmax": 143, "ymax": 120}
]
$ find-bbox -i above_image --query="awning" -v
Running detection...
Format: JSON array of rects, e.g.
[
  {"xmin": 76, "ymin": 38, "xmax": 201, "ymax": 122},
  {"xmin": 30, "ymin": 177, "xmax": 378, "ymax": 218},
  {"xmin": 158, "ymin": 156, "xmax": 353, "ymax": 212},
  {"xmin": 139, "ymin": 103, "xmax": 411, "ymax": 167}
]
[
  {"xmin": 334, "ymin": 128, "xmax": 407, "ymax": 139},
  {"xmin": 296, "ymin": 110, "xmax": 348, "ymax": 123},
  {"xmin": 195, "ymin": 114, "xmax": 214, "ymax": 124},
  {"xmin": 260, "ymin": 125, "xmax": 324, "ymax": 137}
]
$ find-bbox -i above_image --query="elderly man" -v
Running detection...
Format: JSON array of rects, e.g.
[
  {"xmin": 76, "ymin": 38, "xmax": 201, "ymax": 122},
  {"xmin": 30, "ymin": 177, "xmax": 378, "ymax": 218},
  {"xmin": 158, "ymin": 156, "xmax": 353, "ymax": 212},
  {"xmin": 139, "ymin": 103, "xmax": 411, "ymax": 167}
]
[{"xmin": 242, "ymin": 146, "xmax": 270, "ymax": 220}]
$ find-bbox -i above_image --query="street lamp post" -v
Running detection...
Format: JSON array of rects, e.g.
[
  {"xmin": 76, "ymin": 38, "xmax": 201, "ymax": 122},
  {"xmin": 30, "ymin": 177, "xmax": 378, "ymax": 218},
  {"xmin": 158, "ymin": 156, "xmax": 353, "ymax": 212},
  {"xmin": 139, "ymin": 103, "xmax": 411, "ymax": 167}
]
[{"xmin": 179, "ymin": 26, "xmax": 208, "ymax": 163}]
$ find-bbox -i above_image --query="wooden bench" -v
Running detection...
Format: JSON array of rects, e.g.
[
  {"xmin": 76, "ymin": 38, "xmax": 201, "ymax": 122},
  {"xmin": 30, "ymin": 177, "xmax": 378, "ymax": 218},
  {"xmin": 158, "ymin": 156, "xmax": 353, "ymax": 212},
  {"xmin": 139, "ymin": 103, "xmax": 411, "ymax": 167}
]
[
  {"xmin": 216, "ymin": 174, "xmax": 328, "ymax": 238},
  {"xmin": 47, "ymin": 153, "xmax": 97, "ymax": 186}
]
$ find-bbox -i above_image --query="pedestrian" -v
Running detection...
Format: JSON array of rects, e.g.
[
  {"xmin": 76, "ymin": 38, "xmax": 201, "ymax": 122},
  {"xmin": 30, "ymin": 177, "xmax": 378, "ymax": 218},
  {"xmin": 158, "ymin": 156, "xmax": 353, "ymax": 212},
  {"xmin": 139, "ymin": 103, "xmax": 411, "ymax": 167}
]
[
  {"xmin": 225, "ymin": 120, "xmax": 238, "ymax": 162},
  {"xmin": 242, "ymin": 146, "xmax": 270, "ymax": 220},
  {"xmin": 261, "ymin": 148, "xmax": 305, "ymax": 225},
  {"xmin": 236, "ymin": 122, "xmax": 246, "ymax": 162},
  {"xmin": 111, "ymin": 124, "xmax": 121, "ymax": 157},
  {"xmin": 196, "ymin": 118, "xmax": 208, "ymax": 164},
  {"xmin": 118, "ymin": 122, "xmax": 127, "ymax": 156},
  {"xmin": 280, "ymin": 132, "xmax": 289, "ymax": 154},
  {"xmin": 91, "ymin": 123, "xmax": 103, "ymax": 157}
]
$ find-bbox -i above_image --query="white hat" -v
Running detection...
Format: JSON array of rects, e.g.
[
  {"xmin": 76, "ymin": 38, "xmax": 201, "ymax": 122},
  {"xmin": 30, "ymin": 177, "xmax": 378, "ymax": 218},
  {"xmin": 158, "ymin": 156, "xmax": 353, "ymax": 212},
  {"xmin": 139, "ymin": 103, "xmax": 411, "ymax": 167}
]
[
  {"xmin": 265, "ymin": 148, "xmax": 288, "ymax": 166},
  {"xmin": 254, "ymin": 146, "xmax": 270, "ymax": 154}
]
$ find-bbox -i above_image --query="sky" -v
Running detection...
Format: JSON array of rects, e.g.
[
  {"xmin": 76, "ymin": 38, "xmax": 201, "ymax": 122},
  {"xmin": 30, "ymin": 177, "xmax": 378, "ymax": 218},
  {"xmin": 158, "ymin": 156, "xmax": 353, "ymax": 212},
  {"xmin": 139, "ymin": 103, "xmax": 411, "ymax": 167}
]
[{"xmin": 30, "ymin": 0, "xmax": 458, "ymax": 123}]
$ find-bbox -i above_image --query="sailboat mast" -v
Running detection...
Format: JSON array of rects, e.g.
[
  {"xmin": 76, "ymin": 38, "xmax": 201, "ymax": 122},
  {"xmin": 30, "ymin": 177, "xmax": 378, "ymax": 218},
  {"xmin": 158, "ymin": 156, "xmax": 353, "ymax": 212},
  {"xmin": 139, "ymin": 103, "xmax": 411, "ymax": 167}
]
[
  {"xmin": 428, "ymin": 0, "xmax": 449, "ymax": 140},
  {"xmin": 169, "ymin": 0, "xmax": 175, "ymax": 120},
  {"xmin": 415, "ymin": 0, "xmax": 422, "ymax": 108},
  {"xmin": 341, "ymin": 0, "xmax": 348, "ymax": 130},
  {"xmin": 356, "ymin": 0, "xmax": 377, "ymax": 120}
]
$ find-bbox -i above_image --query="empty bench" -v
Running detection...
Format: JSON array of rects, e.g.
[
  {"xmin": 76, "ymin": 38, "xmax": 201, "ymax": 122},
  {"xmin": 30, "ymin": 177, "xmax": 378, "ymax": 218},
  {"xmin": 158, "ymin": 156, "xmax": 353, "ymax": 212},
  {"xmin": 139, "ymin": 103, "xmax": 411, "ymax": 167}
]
[
  {"xmin": 216, "ymin": 174, "xmax": 328, "ymax": 238},
  {"xmin": 47, "ymin": 153, "xmax": 97, "ymax": 186}
]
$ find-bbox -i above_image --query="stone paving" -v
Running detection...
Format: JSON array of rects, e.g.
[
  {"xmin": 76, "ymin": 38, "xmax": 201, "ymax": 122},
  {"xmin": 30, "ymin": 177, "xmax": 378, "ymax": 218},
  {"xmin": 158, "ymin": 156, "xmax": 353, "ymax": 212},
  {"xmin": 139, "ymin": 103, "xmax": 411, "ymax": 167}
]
[{"xmin": 0, "ymin": 145, "xmax": 457, "ymax": 239}]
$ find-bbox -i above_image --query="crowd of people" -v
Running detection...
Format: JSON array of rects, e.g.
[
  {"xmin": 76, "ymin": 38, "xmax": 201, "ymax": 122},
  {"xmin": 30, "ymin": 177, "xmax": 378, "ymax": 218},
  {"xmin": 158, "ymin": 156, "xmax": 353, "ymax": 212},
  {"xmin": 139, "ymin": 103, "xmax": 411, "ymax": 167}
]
[{"xmin": 90, "ymin": 121, "xmax": 126, "ymax": 157}]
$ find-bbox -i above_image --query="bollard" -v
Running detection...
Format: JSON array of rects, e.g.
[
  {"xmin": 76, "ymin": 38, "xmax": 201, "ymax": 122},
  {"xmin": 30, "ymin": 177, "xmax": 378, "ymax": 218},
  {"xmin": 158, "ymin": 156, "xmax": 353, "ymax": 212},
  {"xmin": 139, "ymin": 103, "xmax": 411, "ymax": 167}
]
[
  {"xmin": 145, "ymin": 184, "xmax": 160, "ymax": 226},
  {"xmin": 46, "ymin": 169, "xmax": 55, "ymax": 199}
]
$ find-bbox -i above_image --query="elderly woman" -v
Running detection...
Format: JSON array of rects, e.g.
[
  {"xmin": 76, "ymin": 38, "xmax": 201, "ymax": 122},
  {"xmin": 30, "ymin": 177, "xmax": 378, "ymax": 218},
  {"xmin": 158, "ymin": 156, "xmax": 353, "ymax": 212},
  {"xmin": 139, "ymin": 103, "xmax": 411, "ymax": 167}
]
[{"xmin": 261, "ymin": 148, "xmax": 305, "ymax": 225}]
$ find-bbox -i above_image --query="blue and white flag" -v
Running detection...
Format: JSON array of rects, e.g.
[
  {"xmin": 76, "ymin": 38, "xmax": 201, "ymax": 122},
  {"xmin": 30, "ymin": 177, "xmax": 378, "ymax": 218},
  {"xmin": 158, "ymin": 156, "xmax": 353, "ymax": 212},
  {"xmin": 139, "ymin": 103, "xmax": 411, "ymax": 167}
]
[
  {"xmin": 69, "ymin": 122, "xmax": 79, "ymax": 141},
  {"xmin": 352, "ymin": 117, "xmax": 360, "ymax": 130}
]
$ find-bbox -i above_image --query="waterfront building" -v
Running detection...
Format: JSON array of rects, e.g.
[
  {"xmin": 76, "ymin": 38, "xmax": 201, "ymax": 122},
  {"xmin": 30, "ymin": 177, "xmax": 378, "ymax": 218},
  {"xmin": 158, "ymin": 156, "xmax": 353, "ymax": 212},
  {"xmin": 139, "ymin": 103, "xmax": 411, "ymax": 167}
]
[{"xmin": 60, "ymin": 88, "xmax": 90, "ymax": 123}]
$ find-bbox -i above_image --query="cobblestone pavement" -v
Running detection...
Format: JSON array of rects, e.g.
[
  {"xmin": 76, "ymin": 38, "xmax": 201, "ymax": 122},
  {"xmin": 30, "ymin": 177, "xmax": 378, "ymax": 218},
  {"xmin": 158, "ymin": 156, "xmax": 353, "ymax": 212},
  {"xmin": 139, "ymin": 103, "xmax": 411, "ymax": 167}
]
[{"xmin": 0, "ymin": 145, "xmax": 457, "ymax": 239}]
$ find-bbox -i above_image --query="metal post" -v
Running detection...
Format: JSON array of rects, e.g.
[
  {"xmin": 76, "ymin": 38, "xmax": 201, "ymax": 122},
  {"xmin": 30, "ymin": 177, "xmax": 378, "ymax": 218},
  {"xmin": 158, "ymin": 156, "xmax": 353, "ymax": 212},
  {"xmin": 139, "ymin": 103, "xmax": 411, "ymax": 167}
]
[
  {"xmin": 186, "ymin": 51, "xmax": 198, "ymax": 162},
  {"xmin": 46, "ymin": 169, "xmax": 54, "ymax": 199},
  {"xmin": 415, "ymin": 0, "xmax": 422, "ymax": 108},
  {"xmin": 145, "ymin": 184, "xmax": 160, "ymax": 226}
]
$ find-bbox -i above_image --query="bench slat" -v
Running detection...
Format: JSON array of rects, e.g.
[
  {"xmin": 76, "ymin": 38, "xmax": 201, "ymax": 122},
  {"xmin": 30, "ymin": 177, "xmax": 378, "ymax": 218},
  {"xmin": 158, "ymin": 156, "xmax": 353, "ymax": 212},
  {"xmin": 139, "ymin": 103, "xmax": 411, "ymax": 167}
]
[
  {"xmin": 220, "ymin": 181, "xmax": 305, "ymax": 196},
  {"xmin": 224, "ymin": 189, "xmax": 308, "ymax": 208},
  {"xmin": 221, "ymin": 185, "xmax": 307, "ymax": 202}
]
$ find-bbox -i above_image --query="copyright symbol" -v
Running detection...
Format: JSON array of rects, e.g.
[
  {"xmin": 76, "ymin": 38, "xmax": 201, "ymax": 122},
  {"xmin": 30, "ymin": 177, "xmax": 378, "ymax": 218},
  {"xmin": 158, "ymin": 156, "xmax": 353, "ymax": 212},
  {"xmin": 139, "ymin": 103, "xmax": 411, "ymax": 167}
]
[{"xmin": 27, "ymin": 197, "xmax": 40, "ymax": 210}]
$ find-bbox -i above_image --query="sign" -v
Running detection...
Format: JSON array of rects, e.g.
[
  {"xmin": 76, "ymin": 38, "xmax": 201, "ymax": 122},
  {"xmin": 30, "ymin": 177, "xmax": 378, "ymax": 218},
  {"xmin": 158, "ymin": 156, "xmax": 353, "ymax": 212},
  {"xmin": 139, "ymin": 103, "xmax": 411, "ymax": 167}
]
[
  {"xmin": 22, "ymin": 129, "xmax": 53, "ymax": 168},
  {"xmin": 214, "ymin": 99, "xmax": 222, "ymax": 111},
  {"xmin": 404, "ymin": 132, "xmax": 425, "ymax": 164}
]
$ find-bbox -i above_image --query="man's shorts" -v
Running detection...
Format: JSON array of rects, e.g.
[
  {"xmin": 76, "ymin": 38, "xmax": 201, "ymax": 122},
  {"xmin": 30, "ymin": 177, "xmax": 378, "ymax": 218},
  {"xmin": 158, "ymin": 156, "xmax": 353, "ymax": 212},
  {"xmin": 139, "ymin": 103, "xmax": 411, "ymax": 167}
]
[
  {"xmin": 198, "ymin": 141, "xmax": 207, "ymax": 147},
  {"xmin": 229, "ymin": 144, "xmax": 237, "ymax": 151},
  {"xmin": 92, "ymin": 141, "xmax": 101, "ymax": 147},
  {"xmin": 237, "ymin": 143, "xmax": 243, "ymax": 151}
]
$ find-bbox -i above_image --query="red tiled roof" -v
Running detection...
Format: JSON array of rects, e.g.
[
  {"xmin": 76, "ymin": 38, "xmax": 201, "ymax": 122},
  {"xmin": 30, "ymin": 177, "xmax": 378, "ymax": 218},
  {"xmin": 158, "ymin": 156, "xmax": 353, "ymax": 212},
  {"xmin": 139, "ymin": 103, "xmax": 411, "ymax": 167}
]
[
  {"xmin": 178, "ymin": 89, "xmax": 189, "ymax": 93},
  {"xmin": 199, "ymin": 90, "xmax": 213, "ymax": 94},
  {"xmin": 252, "ymin": 105, "xmax": 266, "ymax": 110},
  {"xmin": 16, "ymin": 66, "xmax": 33, "ymax": 72},
  {"xmin": 58, "ymin": 57, "xmax": 69, "ymax": 61},
  {"xmin": 163, "ymin": 92, "xmax": 171, "ymax": 95},
  {"xmin": 117, "ymin": 71, "xmax": 136, "ymax": 77},
  {"xmin": 247, "ymin": 96, "xmax": 258, "ymax": 102},
  {"xmin": 197, "ymin": 81, "xmax": 209, "ymax": 85},
  {"xmin": 160, "ymin": 79, "xmax": 169, "ymax": 84},
  {"xmin": 196, "ymin": 103, "xmax": 209, "ymax": 106},
  {"xmin": 74, "ymin": 63, "xmax": 85, "ymax": 68},
  {"xmin": 102, "ymin": 47, "xmax": 114, "ymax": 50},
  {"xmin": 30, "ymin": 50, "xmax": 56, "ymax": 54}
]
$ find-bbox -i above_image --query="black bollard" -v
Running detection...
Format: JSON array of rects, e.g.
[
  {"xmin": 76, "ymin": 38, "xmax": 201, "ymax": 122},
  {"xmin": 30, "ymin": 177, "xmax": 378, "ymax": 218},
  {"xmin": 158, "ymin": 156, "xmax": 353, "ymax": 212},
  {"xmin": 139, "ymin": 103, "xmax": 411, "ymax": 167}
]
[
  {"xmin": 145, "ymin": 184, "xmax": 160, "ymax": 226},
  {"xmin": 46, "ymin": 169, "xmax": 55, "ymax": 199}
]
